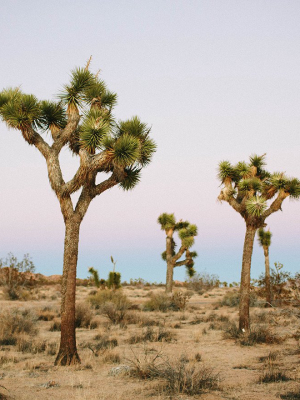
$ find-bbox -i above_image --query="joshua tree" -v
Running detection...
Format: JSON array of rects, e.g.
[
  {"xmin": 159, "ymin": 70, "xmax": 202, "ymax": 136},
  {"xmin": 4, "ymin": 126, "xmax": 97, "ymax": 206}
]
[
  {"xmin": 257, "ymin": 227, "xmax": 272, "ymax": 307},
  {"xmin": 158, "ymin": 213, "xmax": 198, "ymax": 293},
  {"xmin": 217, "ymin": 154, "xmax": 300, "ymax": 331},
  {"xmin": 107, "ymin": 256, "xmax": 121, "ymax": 290},
  {"xmin": 0, "ymin": 60, "xmax": 156, "ymax": 365}
]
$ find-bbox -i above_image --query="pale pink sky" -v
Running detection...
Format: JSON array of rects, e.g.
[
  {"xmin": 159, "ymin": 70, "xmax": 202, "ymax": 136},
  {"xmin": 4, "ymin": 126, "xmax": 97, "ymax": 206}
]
[{"xmin": 1, "ymin": 0, "xmax": 300, "ymax": 282}]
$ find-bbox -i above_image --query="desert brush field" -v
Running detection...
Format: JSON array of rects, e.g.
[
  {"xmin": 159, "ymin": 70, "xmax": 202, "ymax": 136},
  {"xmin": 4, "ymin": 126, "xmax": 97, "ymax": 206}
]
[{"xmin": 0, "ymin": 282, "xmax": 300, "ymax": 400}]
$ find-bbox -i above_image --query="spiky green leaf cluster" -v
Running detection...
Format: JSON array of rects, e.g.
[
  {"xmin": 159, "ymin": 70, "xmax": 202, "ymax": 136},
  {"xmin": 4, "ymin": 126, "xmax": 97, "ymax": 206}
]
[
  {"xmin": 0, "ymin": 90, "xmax": 41, "ymax": 130},
  {"xmin": 285, "ymin": 178, "xmax": 300, "ymax": 199},
  {"xmin": 158, "ymin": 213, "xmax": 176, "ymax": 230},
  {"xmin": 218, "ymin": 161, "xmax": 236, "ymax": 183},
  {"xmin": 119, "ymin": 167, "xmax": 141, "ymax": 191},
  {"xmin": 245, "ymin": 196, "xmax": 267, "ymax": 217},
  {"xmin": 238, "ymin": 178, "xmax": 262, "ymax": 193},
  {"xmin": 79, "ymin": 109, "xmax": 112, "ymax": 152},
  {"xmin": 257, "ymin": 228, "xmax": 272, "ymax": 247},
  {"xmin": 38, "ymin": 101, "xmax": 67, "ymax": 131},
  {"xmin": 59, "ymin": 68, "xmax": 94, "ymax": 109},
  {"xmin": 112, "ymin": 133, "xmax": 140, "ymax": 167}
]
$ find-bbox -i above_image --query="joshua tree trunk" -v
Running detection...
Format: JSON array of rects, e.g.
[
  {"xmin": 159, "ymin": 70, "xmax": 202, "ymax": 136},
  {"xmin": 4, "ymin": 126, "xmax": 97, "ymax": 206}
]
[
  {"xmin": 55, "ymin": 218, "xmax": 81, "ymax": 365},
  {"xmin": 166, "ymin": 261, "xmax": 174, "ymax": 293},
  {"xmin": 165, "ymin": 230, "xmax": 174, "ymax": 293},
  {"xmin": 263, "ymin": 245, "xmax": 272, "ymax": 307},
  {"xmin": 239, "ymin": 225, "xmax": 256, "ymax": 331}
]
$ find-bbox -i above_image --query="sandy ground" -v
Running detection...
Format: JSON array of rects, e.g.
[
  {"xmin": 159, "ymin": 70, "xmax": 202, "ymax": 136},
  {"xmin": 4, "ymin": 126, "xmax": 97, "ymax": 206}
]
[{"xmin": 0, "ymin": 285, "xmax": 299, "ymax": 400}]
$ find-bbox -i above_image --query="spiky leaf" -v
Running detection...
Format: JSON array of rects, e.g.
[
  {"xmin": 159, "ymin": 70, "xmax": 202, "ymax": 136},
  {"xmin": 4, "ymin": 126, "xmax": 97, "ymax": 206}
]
[
  {"xmin": 246, "ymin": 196, "xmax": 267, "ymax": 217},
  {"xmin": 119, "ymin": 167, "xmax": 141, "ymax": 191},
  {"xmin": 158, "ymin": 213, "xmax": 176, "ymax": 230},
  {"xmin": 113, "ymin": 134, "xmax": 140, "ymax": 167}
]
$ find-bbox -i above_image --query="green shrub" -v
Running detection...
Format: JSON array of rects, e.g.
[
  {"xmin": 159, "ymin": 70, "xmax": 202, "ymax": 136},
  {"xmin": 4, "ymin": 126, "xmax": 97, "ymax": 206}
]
[{"xmin": 220, "ymin": 291, "xmax": 259, "ymax": 307}]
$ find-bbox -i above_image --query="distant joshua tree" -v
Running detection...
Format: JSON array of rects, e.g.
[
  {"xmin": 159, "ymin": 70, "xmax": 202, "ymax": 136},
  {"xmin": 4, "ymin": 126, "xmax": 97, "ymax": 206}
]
[
  {"xmin": 217, "ymin": 154, "xmax": 300, "ymax": 331},
  {"xmin": 0, "ymin": 59, "xmax": 156, "ymax": 365},
  {"xmin": 107, "ymin": 256, "xmax": 121, "ymax": 290},
  {"xmin": 158, "ymin": 213, "xmax": 198, "ymax": 293},
  {"xmin": 257, "ymin": 227, "xmax": 272, "ymax": 307}
]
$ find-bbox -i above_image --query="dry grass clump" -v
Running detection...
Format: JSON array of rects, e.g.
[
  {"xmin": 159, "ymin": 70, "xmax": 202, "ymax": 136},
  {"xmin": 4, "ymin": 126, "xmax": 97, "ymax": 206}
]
[
  {"xmin": 0, "ymin": 309, "xmax": 38, "ymax": 345},
  {"xmin": 143, "ymin": 290, "xmax": 190, "ymax": 312},
  {"xmin": 37, "ymin": 306, "xmax": 56, "ymax": 321},
  {"xmin": 127, "ymin": 349, "xmax": 219, "ymax": 395},
  {"xmin": 102, "ymin": 350, "xmax": 121, "ymax": 364},
  {"xmin": 75, "ymin": 302, "xmax": 94, "ymax": 328},
  {"xmin": 223, "ymin": 322, "xmax": 283, "ymax": 346},
  {"xmin": 84, "ymin": 334, "xmax": 118, "ymax": 356},
  {"xmin": 280, "ymin": 391, "xmax": 300, "ymax": 399},
  {"xmin": 128, "ymin": 326, "xmax": 175, "ymax": 344},
  {"xmin": 89, "ymin": 290, "xmax": 131, "ymax": 324},
  {"xmin": 49, "ymin": 318, "xmax": 61, "ymax": 332}
]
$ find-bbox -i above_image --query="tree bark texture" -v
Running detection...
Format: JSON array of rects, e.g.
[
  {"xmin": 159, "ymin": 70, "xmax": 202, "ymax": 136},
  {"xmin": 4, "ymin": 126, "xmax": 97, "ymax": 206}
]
[
  {"xmin": 239, "ymin": 225, "xmax": 256, "ymax": 331},
  {"xmin": 55, "ymin": 219, "xmax": 81, "ymax": 365},
  {"xmin": 165, "ymin": 232, "xmax": 174, "ymax": 293},
  {"xmin": 263, "ymin": 246, "xmax": 272, "ymax": 307}
]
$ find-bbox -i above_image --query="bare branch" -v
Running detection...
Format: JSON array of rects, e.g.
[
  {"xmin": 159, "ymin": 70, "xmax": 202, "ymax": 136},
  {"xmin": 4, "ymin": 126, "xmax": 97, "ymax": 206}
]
[
  {"xmin": 175, "ymin": 259, "xmax": 189, "ymax": 267},
  {"xmin": 52, "ymin": 113, "xmax": 80, "ymax": 153},
  {"xmin": 262, "ymin": 190, "xmax": 289, "ymax": 219},
  {"xmin": 22, "ymin": 127, "xmax": 51, "ymax": 159},
  {"xmin": 172, "ymin": 245, "xmax": 186, "ymax": 263}
]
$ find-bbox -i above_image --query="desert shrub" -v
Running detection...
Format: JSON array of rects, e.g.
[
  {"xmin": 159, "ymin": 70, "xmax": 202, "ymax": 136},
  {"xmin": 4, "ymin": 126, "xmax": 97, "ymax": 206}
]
[
  {"xmin": 103, "ymin": 350, "xmax": 121, "ymax": 364},
  {"xmin": 143, "ymin": 292, "xmax": 172, "ymax": 312},
  {"xmin": 128, "ymin": 326, "xmax": 174, "ymax": 344},
  {"xmin": 128, "ymin": 351, "xmax": 219, "ymax": 395},
  {"xmin": 0, "ymin": 308, "xmax": 38, "ymax": 345},
  {"xmin": 171, "ymin": 291, "xmax": 191, "ymax": 311},
  {"xmin": 16, "ymin": 337, "xmax": 46, "ymax": 354},
  {"xmin": 280, "ymin": 391, "xmax": 300, "ymax": 399},
  {"xmin": 258, "ymin": 351, "xmax": 279, "ymax": 363},
  {"xmin": 75, "ymin": 302, "xmax": 93, "ymax": 328},
  {"xmin": 46, "ymin": 341, "xmax": 58, "ymax": 355},
  {"xmin": 85, "ymin": 335, "xmax": 118, "ymax": 356},
  {"xmin": 49, "ymin": 319, "xmax": 61, "ymax": 331},
  {"xmin": 223, "ymin": 322, "xmax": 282, "ymax": 345},
  {"xmin": 187, "ymin": 272, "xmax": 220, "ymax": 293},
  {"xmin": 220, "ymin": 291, "xmax": 259, "ymax": 307},
  {"xmin": 0, "ymin": 253, "xmax": 36, "ymax": 300},
  {"xmin": 143, "ymin": 292, "xmax": 186, "ymax": 312},
  {"xmin": 89, "ymin": 290, "xmax": 131, "ymax": 324},
  {"xmin": 37, "ymin": 307, "xmax": 56, "ymax": 321},
  {"xmin": 260, "ymin": 364, "xmax": 291, "ymax": 383}
]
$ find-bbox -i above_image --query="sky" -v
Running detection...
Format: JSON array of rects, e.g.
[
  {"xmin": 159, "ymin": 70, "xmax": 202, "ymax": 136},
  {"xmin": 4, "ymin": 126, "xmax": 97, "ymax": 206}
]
[{"xmin": 0, "ymin": 0, "xmax": 300, "ymax": 283}]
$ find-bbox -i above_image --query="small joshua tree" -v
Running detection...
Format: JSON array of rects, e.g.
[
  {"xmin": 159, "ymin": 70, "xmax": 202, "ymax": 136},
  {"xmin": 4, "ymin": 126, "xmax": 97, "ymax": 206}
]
[
  {"xmin": 257, "ymin": 227, "xmax": 272, "ymax": 306},
  {"xmin": 88, "ymin": 267, "xmax": 106, "ymax": 289},
  {"xmin": 158, "ymin": 213, "xmax": 198, "ymax": 293},
  {"xmin": 217, "ymin": 154, "xmax": 300, "ymax": 331},
  {"xmin": 107, "ymin": 256, "xmax": 121, "ymax": 290}
]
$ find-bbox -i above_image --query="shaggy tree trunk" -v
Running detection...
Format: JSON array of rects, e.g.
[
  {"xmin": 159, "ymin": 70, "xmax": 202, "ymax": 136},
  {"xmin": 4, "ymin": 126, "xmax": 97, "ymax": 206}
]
[
  {"xmin": 165, "ymin": 231, "xmax": 174, "ymax": 293},
  {"xmin": 264, "ymin": 245, "xmax": 272, "ymax": 307},
  {"xmin": 55, "ymin": 219, "xmax": 81, "ymax": 365},
  {"xmin": 165, "ymin": 261, "xmax": 174, "ymax": 293},
  {"xmin": 239, "ymin": 225, "xmax": 256, "ymax": 332}
]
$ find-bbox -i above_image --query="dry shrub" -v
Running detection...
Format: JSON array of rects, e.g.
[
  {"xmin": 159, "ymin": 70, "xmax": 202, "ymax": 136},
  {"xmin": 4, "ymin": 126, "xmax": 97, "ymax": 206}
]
[
  {"xmin": 102, "ymin": 350, "xmax": 121, "ymax": 364},
  {"xmin": 128, "ymin": 326, "xmax": 175, "ymax": 344},
  {"xmin": 37, "ymin": 307, "xmax": 56, "ymax": 321},
  {"xmin": 280, "ymin": 391, "xmax": 300, "ymax": 399},
  {"xmin": 89, "ymin": 290, "xmax": 131, "ymax": 324},
  {"xmin": 171, "ymin": 291, "xmax": 191, "ymax": 311},
  {"xmin": 188, "ymin": 272, "xmax": 220, "ymax": 293},
  {"xmin": 49, "ymin": 319, "xmax": 61, "ymax": 332},
  {"xmin": 143, "ymin": 292, "xmax": 172, "ymax": 312},
  {"xmin": 127, "ymin": 349, "xmax": 219, "ymax": 395},
  {"xmin": 75, "ymin": 302, "xmax": 93, "ymax": 328},
  {"xmin": 16, "ymin": 337, "xmax": 46, "ymax": 354},
  {"xmin": 0, "ymin": 309, "xmax": 38, "ymax": 345},
  {"xmin": 223, "ymin": 322, "xmax": 282, "ymax": 346}
]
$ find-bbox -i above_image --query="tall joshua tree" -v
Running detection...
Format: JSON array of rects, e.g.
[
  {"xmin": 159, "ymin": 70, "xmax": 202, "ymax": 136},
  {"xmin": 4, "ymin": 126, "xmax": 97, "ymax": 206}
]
[
  {"xmin": 257, "ymin": 227, "xmax": 272, "ymax": 307},
  {"xmin": 217, "ymin": 154, "xmax": 300, "ymax": 331},
  {"xmin": 158, "ymin": 213, "xmax": 198, "ymax": 293},
  {"xmin": 0, "ymin": 60, "xmax": 156, "ymax": 365}
]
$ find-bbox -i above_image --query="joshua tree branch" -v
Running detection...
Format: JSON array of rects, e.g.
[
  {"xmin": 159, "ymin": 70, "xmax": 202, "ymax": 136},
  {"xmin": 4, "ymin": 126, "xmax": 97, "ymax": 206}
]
[
  {"xmin": 262, "ymin": 190, "xmax": 289, "ymax": 219},
  {"xmin": 172, "ymin": 245, "xmax": 186, "ymax": 263},
  {"xmin": 52, "ymin": 113, "xmax": 80, "ymax": 153},
  {"xmin": 175, "ymin": 259, "xmax": 189, "ymax": 267}
]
